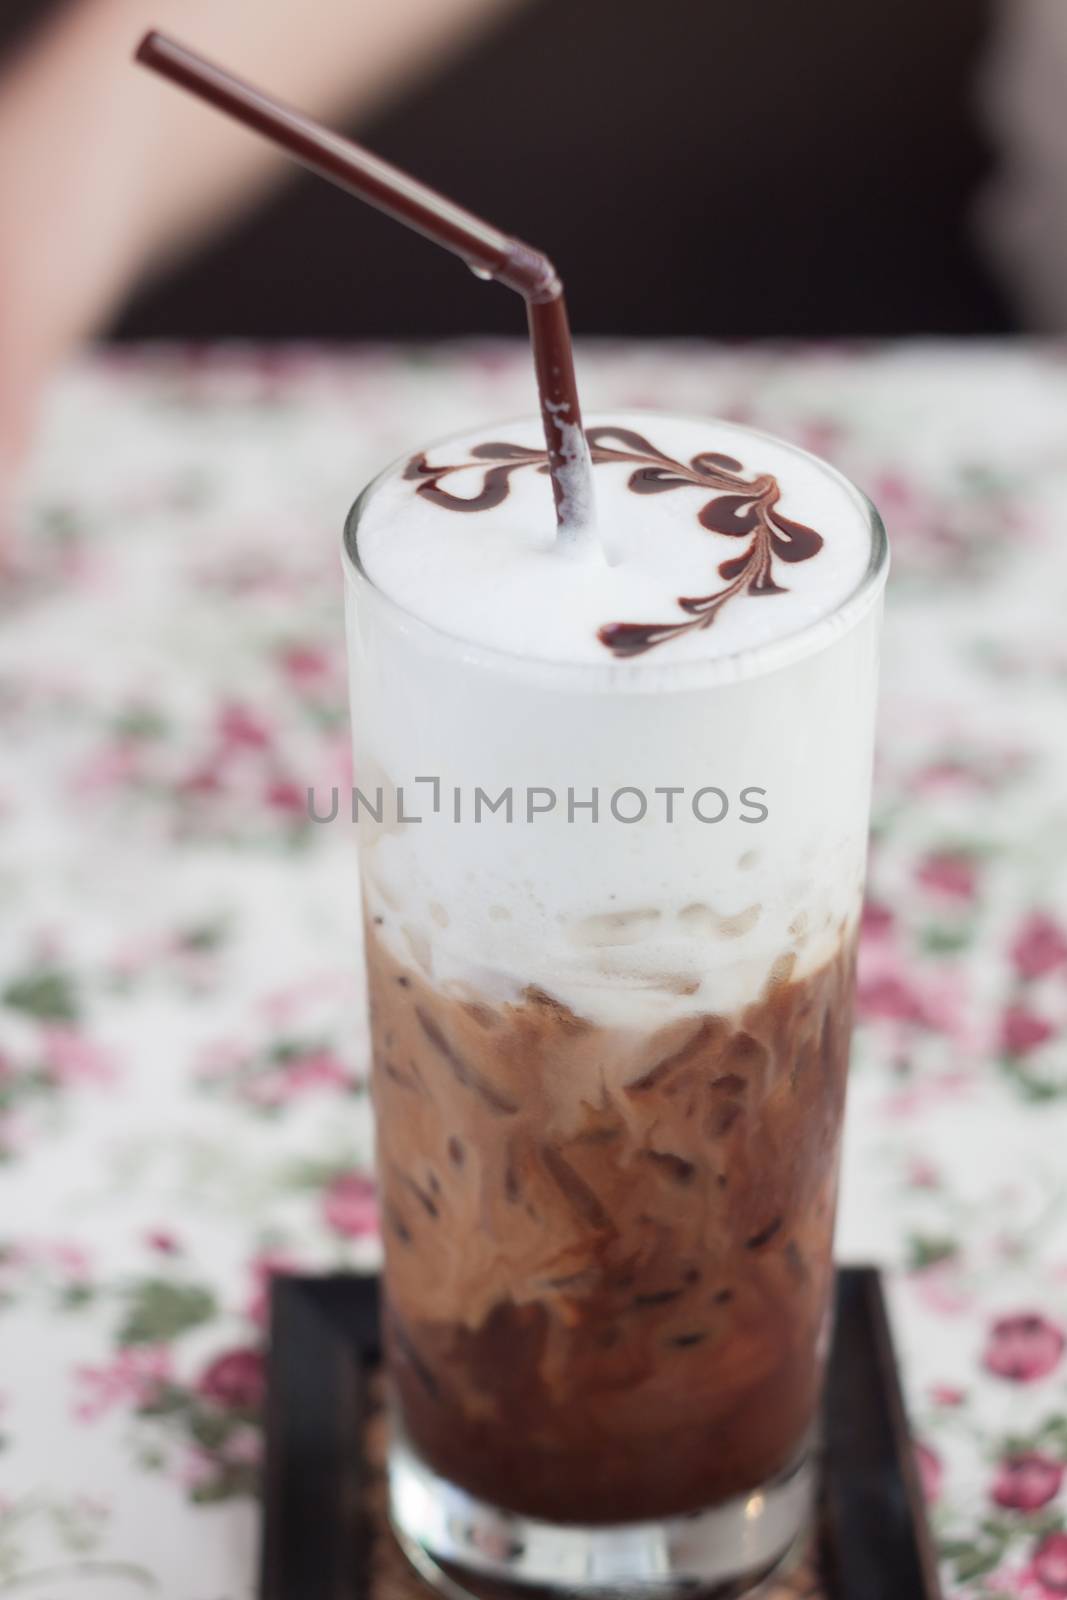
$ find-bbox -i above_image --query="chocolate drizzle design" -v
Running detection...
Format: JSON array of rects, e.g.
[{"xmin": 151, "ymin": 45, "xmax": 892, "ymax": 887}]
[{"xmin": 405, "ymin": 426, "xmax": 824, "ymax": 657}]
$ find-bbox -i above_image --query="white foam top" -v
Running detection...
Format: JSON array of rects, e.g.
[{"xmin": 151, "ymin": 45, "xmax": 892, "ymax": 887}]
[
  {"xmin": 355, "ymin": 411, "xmax": 874, "ymax": 667},
  {"xmin": 345, "ymin": 412, "xmax": 885, "ymax": 1027}
]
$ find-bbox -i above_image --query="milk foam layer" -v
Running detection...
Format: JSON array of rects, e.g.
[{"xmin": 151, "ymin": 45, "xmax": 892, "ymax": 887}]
[
  {"xmin": 356, "ymin": 412, "xmax": 875, "ymax": 666},
  {"xmin": 344, "ymin": 414, "xmax": 885, "ymax": 1028}
]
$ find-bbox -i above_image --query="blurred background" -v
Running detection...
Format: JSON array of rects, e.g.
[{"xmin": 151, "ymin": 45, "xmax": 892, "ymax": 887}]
[
  {"xmin": 8, "ymin": 0, "xmax": 1067, "ymax": 471},
  {"xmin": 0, "ymin": 0, "xmax": 1014, "ymax": 340},
  {"xmin": 4, "ymin": 0, "xmax": 1067, "ymax": 448}
]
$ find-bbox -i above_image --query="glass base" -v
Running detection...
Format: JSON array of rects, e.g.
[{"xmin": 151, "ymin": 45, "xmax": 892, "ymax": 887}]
[{"xmin": 387, "ymin": 1433, "xmax": 815, "ymax": 1598}]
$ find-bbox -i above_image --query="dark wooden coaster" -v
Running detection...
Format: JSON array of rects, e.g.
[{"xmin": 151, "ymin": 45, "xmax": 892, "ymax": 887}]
[
  {"xmin": 260, "ymin": 1266, "xmax": 940, "ymax": 1600},
  {"xmin": 821, "ymin": 1270, "xmax": 942, "ymax": 1600}
]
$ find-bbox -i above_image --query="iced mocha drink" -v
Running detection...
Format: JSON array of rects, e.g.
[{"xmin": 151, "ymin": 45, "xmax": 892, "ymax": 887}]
[{"xmin": 343, "ymin": 414, "xmax": 886, "ymax": 1594}]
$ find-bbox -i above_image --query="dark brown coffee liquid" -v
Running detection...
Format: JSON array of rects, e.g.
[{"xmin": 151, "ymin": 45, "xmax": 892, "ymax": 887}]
[{"xmin": 367, "ymin": 922, "xmax": 857, "ymax": 1524}]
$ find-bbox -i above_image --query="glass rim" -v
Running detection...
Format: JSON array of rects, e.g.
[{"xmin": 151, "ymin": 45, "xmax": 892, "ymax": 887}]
[{"xmin": 342, "ymin": 409, "xmax": 889, "ymax": 690}]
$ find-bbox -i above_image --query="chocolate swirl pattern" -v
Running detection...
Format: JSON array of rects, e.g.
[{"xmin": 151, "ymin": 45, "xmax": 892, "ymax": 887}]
[{"xmin": 404, "ymin": 426, "xmax": 824, "ymax": 657}]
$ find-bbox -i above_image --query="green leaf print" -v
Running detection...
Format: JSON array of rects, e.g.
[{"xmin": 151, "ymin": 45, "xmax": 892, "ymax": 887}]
[
  {"xmin": 118, "ymin": 1280, "xmax": 217, "ymax": 1345},
  {"xmin": 2, "ymin": 968, "xmax": 79, "ymax": 1023},
  {"xmin": 905, "ymin": 1232, "xmax": 959, "ymax": 1270}
]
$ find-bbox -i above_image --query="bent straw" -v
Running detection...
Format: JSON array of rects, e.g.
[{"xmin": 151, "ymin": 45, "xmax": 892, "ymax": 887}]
[{"xmin": 135, "ymin": 30, "xmax": 595, "ymax": 538}]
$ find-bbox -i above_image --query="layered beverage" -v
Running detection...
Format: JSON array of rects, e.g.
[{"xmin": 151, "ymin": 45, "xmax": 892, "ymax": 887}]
[{"xmin": 343, "ymin": 413, "xmax": 886, "ymax": 1594}]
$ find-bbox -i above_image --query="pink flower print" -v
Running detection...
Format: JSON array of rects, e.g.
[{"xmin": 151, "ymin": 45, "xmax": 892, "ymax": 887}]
[
  {"xmin": 283, "ymin": 1049, "xmax": 350, "ymax": 1092},
  {"xmin": 794, "ymin": 419, "xmax": 842, "ymax": 460},
  {"xmin": 71, "ymin": 740, "xmax": 141, "ymax": 796},
  {"xmin": 914, "ymin": 1440, "xmax": 941, "ymax": 1505},
  {"xmin": 217, "ymin": 703, "xmax": 272, "ymax": 751},
  {"xmin": 871, "ymin": 470, "xmax": 915, "ymax": 519},
  {"xmin": 322, "ymin": 1172, "xmax": 379, "ymax": 1239},
  {"xmin": 871, "ymin": 472, "xmax": 965, "ymax": 558},
  {"xmin": 859, "ymin": 939, "xmax": 983, "ymax": 1060},
  {"xmin": 304, "ymin": 731, "xmax": 353, "ymax": 801},
  {"xmin": 912, "ymin": 757, "xmax": 983, "ymax": 794},
  {"xmin": 1012, "ymin": 913, "xmax": 1067, "ymax": 982},
  {"xmin": 259, "ymin": 973, "xmax": 349, "ymax": 1027},
  {"xmin": 242, "ymin": 1072, "xmax": 292, "ymax": 1110},
  {"xmin": 74, "ymin": 1346, "xmax": 171, "ymax": 1421},
  {"xmin": 1001, "ymin": 1006, "xmax": 1055, "ymax": 1057},
  {"xmin": 928, "ymin": 1383, "xmax": 966, "ymax": 1406},
  {"xmin": 177, "ymin": 1428, "xmax": 261, "ymax": 1488},
  {"xmin": 179, "ymin": 1448, "xmax": 221, "ymax": 1493},
  {"xmin": 856, "ymin": 938, "xmax": 923, "ymax": 1025},
  {"xmin": 327, "ymin": 733, "xmax": 353, "ymax": 791},
  {"xmin": 916, "ymin": 850, "xmax": 978, "ymax": 901},
  {"xmin": 198, "ymin": 1347, "xmax": 265, "ymax": 1412},
  {"xmin": 264, "ymin": 777, "xmax": 305, "ymax": 815},
  {"xmin": 860, "ymin": 898, "xmax": 894, "ymax": 940},
  {"xmin": 984, "ymin": 1313, "xmax": 1066, "ymax": 1382},
  {"xmin": 223, "ymin": 1425, "xmax": 263, "ymax": 1466},
  {"xmin": 40, "ymin": 1027, "xmax": 117, "ymax": 1085},
  {"xmin": 279, "ymin": 644, "xmax": 332, "ymax": 683},
  {"xmin": 178, "ymin": 763, "xmax": 222, "ymax": 798},
  {"xmin": 909, "ymin": 1259, "xmax": 973, "ymax": 1316},
  {"xmin": 50, "ymin": 1242, "xmax": 91, "ymax": 1282},
  {"xmin": 146, "ymin": 1229, "xmax": 181, "ymax": 1255},
  {"xmin": 230, "ymin": 1041, "xmax": 351, "ymax": 1109},
  {"xmin": 992, "ymin": 1453, "xmax": 1064, "ymax": 1511},
  {"xmin": 857, "ymin": 972, "xmax": 927, "ymax": 1026},
  {"xmin": 1028, "ymin": 1532, "xmax": 1067, "ymax": 1595}
]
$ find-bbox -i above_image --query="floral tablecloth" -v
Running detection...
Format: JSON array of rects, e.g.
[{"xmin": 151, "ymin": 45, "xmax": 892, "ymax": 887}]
[{"xmin": 2, "ymin": 340, "xmax": 1067, "ymax": 1599}]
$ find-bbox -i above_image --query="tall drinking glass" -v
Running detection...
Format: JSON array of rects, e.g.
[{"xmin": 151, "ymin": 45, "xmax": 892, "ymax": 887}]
[{"xmin": 342, "ymin": 412, "xmax": 887, "ymax": 1597}]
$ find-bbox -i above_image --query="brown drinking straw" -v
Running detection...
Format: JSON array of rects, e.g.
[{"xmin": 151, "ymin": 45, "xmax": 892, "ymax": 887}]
[{"xmin": 135, "ymin": 30, "xmax": 594, "ymax": 538}]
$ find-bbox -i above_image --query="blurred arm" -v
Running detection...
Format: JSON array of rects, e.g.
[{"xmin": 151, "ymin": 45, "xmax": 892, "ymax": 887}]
[
  {"xmin": 0, "ymin": 0, "xmax": 528, "ymax": 467},
  {"xmin": 977, "ymin": 0, "xmax": 1067, "ymax": 330}
]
